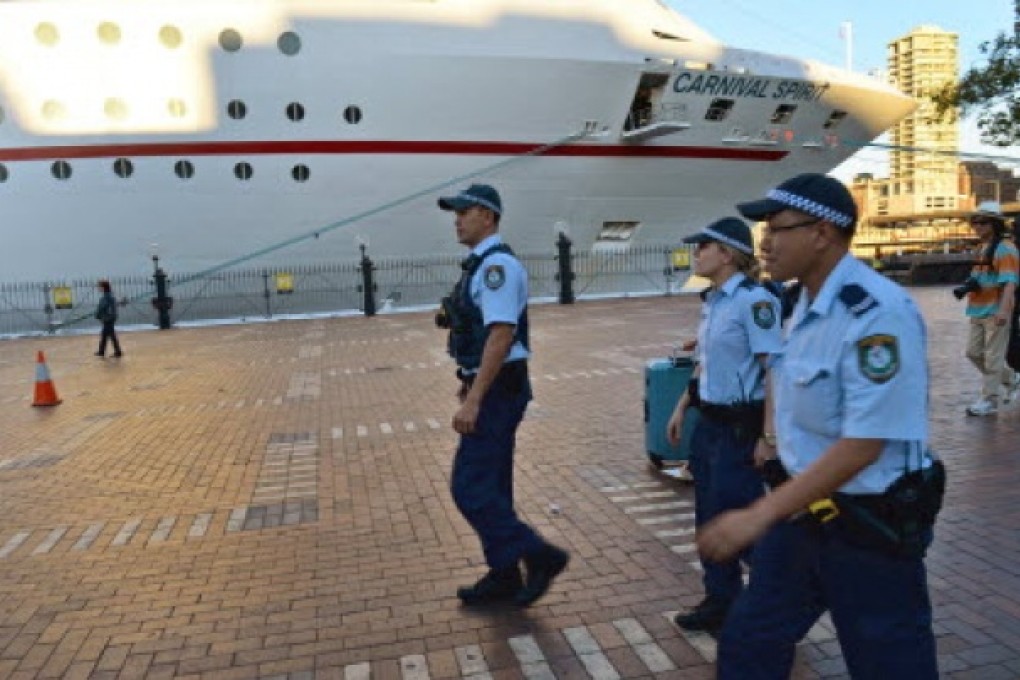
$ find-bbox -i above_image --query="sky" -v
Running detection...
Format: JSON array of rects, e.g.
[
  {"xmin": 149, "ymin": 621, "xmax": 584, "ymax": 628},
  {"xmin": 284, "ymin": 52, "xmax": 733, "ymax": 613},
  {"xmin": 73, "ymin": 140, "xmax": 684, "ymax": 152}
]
[{"xmin": 667, "ymin": 0, "xmax": 1018, "ymax": 181}]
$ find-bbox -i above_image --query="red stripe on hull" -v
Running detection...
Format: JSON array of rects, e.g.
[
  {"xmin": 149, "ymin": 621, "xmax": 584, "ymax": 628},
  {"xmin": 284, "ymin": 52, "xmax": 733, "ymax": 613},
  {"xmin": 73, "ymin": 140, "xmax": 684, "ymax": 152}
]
[{"xmin": 0, "ymin": 140, "xmax": 788, "ymax": 162}]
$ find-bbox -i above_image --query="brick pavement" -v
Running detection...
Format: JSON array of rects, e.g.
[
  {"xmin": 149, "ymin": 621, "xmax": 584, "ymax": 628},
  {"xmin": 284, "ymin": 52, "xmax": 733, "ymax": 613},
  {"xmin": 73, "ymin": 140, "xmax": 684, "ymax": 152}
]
[{"xmin": 0, "ymin": 287, "xmax": 1017, "ymax": 679}]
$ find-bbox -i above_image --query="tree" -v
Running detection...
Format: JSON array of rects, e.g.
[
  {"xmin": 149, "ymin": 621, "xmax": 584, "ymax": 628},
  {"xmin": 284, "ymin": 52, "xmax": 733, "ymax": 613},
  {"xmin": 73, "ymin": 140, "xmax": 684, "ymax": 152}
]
[{"xmin": 934, "ymin": 1, "xmax": 1020, "ymax": 146}]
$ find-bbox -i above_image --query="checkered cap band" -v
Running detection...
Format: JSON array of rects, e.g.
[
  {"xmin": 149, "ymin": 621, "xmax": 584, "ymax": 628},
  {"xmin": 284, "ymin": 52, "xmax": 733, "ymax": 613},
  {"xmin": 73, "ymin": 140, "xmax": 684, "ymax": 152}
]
[
  {"xmin": 767, "ymin": 189, "xmax": 853, "ymax": 228},
  {"xmin": 457, "ymin": 193, "xmax": 501, "ymax": 215},
  {"xmin": 702, "ymin": 227, "xmax": 753, "ymax": 254}
]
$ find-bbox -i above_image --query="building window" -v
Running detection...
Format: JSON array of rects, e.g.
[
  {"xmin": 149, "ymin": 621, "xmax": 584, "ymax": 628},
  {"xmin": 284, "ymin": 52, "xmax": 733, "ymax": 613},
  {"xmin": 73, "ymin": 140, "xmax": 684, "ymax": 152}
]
[
  {"xmin": 219, "ymin": 29, "xmax": 243, "ymax": 52},
  {"xmin": 51, "ymin": 161, "xmax": 72, "ymax": 180},
  {"xmin": 227, "ymin": 100, "xmax": 247, "ymax": 120},
  {"xmin": 343, "ymin": 106, "xmax": 362, "ymax": 124},
  {"xmin": 286, "ymin": 102, "xmax": 305, "ymax": 122},
  {"xmin": 234, "ymin": 162, "xmax": 254, "ymax": 181},
  {"xmin": 278, "ymin": 31, "xmax": 301, "ymax": 56},
  {"xmin": 705, "ymin": 99, "xmax": 734, "ymax": 122},
  {"xmin": 35, "ymin": 22, "xmax": 60, "ymax": 46},
  {"xmin": 292, "ymin": 164, "xmax": 310, "ymax": 182},
  {"xmin": 824, "ymin": 110, "xmax": 848, "ymax": 130},
  {"xmin": 770, "ymin": 104, "xmax": 797, "ymax": 125},
  {"xmin": 113, "ymin": 158, "xmax": 133, "ymax": 178},
  {"xmin": 159, "ymin": 25, "xmax": 183, "ymax": 49},
  {"xmin": 174, "ymin": 160, "xmax": 194, "ymax": 179}
]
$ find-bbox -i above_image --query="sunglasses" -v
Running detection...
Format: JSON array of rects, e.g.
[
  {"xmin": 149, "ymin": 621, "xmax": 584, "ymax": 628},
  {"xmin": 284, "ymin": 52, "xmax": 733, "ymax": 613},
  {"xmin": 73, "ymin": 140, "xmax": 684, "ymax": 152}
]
[{"xmin": 763, "ymin": 217, "xmax": 821, "ymax": 237}]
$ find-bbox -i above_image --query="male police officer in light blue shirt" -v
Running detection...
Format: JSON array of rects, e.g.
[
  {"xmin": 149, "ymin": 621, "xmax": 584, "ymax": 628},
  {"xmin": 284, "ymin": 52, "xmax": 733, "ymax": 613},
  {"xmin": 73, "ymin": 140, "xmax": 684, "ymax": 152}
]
[
  {"xmin": 438, "ymin": 184, "xmax": 569, "ymax": 608},
  {"xmin": 697, "ymin": 174, "xmax": 940, "ymax": 679}
]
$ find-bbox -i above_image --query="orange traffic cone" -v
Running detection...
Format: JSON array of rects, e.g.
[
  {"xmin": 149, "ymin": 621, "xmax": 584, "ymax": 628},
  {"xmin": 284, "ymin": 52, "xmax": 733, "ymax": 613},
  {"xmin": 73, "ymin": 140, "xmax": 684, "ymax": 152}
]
[{"xmin": 32, "ymin": 350, "xmax": 62, "ymax": 407}]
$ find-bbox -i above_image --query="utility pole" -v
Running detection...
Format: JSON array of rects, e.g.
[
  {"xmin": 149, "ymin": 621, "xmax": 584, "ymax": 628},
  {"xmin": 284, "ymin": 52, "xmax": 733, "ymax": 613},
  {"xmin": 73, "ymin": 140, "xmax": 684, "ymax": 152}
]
[{"xmin": 840, "ymin": 21, "xmax": 854, "ymax": 72}]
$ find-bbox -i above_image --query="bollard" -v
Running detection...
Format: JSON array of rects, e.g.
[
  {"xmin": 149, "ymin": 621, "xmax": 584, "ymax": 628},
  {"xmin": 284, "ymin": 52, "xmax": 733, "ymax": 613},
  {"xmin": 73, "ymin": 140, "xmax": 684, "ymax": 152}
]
[
  {"xmin": 554, "ymin": 231, "xmax": 575, "ymax": 305},
  {"xmin": 358, "ymin": 243, "xmax": 377, "ymax": 317},
  {"xmin": 151, "ymin": 255, "xmax": 173, "ymax": 329}
]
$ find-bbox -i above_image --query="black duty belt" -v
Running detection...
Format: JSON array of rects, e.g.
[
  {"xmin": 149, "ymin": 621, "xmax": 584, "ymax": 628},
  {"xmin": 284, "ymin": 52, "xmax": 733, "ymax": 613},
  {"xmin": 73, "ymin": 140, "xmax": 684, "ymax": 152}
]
[
  {"xmin": 457, "ymin": 360, "xmax": 528, "ymax": 387},
  {"xmin": 699, "ymin": 401, "xmax": 764, "ymax": 427}
]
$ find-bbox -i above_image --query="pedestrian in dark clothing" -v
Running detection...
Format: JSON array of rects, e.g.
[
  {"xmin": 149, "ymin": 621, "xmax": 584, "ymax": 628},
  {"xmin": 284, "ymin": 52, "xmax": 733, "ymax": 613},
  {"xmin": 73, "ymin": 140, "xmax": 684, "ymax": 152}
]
[{"xmin": 94, "ymin": 280, "xmax": 123, "ymax": 358}]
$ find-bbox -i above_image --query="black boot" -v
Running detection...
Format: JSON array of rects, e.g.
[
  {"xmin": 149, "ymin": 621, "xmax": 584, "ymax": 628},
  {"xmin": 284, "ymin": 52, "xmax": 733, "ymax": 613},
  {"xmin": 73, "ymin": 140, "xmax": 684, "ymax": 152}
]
[
  {"xmin": 515, "ymin": 543, "xmax": 570, "ymax": 607},
  {"xmin": 457, "ymin": 566, "xmax": 523, "ymax": 606},
  {"xmin": 673, "ymin": 595, "xmax": 732, "ymax": 632}
]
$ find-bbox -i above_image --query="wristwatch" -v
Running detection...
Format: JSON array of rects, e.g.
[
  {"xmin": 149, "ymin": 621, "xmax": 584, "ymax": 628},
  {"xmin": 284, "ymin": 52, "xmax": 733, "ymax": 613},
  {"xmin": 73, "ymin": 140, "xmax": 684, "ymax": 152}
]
[{"xmin": 761, "ymin": 432, "xmax": 778, "ymax": 447}]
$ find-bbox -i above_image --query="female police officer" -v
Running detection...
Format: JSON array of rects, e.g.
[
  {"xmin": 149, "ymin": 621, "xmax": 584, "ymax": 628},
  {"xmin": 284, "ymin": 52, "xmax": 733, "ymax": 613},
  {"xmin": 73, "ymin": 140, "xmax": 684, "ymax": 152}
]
[
  {"xmin": 699, "ymin": 174, "xmax": 939, "ymax": 679},
  {"xmin": 666, "ymin": 216, "xmax": 781, "ymax": 631}
]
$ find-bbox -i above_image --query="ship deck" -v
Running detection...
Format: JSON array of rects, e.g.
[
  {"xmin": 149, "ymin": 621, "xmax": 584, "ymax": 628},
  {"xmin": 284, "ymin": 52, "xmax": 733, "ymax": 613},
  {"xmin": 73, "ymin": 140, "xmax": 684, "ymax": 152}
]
[{"xmin": 0, "ymin": 287, "xmax": 1017, "ymax": 679}]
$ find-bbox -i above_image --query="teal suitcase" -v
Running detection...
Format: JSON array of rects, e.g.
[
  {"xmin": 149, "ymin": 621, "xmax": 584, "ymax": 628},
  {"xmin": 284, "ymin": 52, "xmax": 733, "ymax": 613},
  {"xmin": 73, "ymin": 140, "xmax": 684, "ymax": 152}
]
[{"xmin": 644, "ymin": 356, "xmax": 700, "ymax": 469}]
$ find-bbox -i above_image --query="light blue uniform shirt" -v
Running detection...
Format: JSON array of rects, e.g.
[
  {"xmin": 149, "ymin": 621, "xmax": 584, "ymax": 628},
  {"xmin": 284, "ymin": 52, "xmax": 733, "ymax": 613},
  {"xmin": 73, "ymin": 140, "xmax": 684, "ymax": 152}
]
[
  {"xmin": 772, "ymin": 254, "xmax": 931, "ymax": 494},
  {"xmin": 467, "ymin": 234, "xmax": 530, "ymax": 367},
  {"xmin": 696, "ymin": 273, "xmax": 782, "ymax": 404}
]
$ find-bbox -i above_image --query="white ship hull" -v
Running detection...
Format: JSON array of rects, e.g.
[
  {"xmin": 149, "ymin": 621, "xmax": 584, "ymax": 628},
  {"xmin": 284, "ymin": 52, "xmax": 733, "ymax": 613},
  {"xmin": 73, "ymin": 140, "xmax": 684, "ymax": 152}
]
[{"xmin": 0, "ymin": 0, "xmax": 915, "ymax": 281}]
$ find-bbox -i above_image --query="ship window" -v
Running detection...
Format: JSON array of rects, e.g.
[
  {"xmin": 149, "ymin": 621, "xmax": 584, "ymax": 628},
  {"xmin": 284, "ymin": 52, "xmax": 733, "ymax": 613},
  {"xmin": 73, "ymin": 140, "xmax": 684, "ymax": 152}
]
[
  {"xmin": 42, "ymin": 100, "xmax": 66, "ymax": 121},
  {"xmin": 0, "ymin": 164, "xmax": 8, "ymax": 182},
  {"xmin": 596, "ymin": 221, "xmax": 639, "ymax": 243},
  {"xmin": 292, "ymin": 164, "xmax": 310, "ymax": 182},
  {"xmin": 278, "ymin": 31, "xmax": 301, "ymax": 56},
  {"xmin": 159, "ymin": 25, "xmax": 183, "ymax": 49},
  {"xmin": 344, "ymin": 106, "xmax": 362, "ymax": 124},
  {"xmin": 104, "ymin": 98, "xmax": 128, "ymax": 120},
  {"xmin": 168, "ymin": 99, "xmax": 187, "ymax": 118},
  {"xmin": 824, "ymin": 110, "xmax": 848, "ymax": 130},
  {"xmin": 234, "ymin": 162, "xmax": 254, "ymax": 181},
  {"xmin": 705, "ymin": 99, "xmax": 734, "ymax": 122},
  {"xmin": 770, "ymin": 104, "xmax": 797, "ymax": 125},
  {"xmin": 219, "ymin": 29, "xmax": 243, "ymax": 52},
  {"xmin": 174, "ymin": 160, "xmax": 194, "ymax": 179},
  {"xmin": 113, "ymin": 158, "xmax": 134, "ymax": 178},
  {"xmin": 286, "ymin": 102, "xmax": 305, "ymax": 122},
  {"xmin": 52, "ymin": 161, "xmax": 72, "ymax": 180},
  {"xmin": 227, "ymin": 100, "xmax": 247, "ymax": 120},
  {"xmin": 35, "ymin": 23, "xmax": 60, "ymax": 46},
  {"xmin": 97, "ymin": 22, "xmax": 122, "ymax": 45}
]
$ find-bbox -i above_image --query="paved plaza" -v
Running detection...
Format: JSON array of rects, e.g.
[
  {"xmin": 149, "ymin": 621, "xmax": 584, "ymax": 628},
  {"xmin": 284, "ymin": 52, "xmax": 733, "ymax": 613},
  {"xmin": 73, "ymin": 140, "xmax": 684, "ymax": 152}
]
[{"xmin": 0, "ymin": 287, "xmax": 1018, "ymax": 679}]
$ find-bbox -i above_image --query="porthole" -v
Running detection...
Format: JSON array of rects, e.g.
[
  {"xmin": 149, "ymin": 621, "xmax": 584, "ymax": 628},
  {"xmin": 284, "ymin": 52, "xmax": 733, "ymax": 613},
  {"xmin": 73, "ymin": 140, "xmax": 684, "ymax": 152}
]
[
  {"xmin": 292, "ymin": 164, "xmax": 310, "ymax": 182},
  {"xmin": 705, "ymin": 98, "xmax": 734, "ymax": 122},
  {"xmin": 286, "ymin": 102, "xmax": 305, "ymax": 122},
  {"xmin": 52, "ymin": 161, "xmax": 72, "ymax": 180},
  {"xmin": 219, "ymin": 29, "xmax": 243, "ymax": 52},
  {"xmin": 97, "ymin": 22, "xmax": 121, "ymax": 45},
  {"xmin": 278, "ymin": 31, "xmax": 301, "ymax": 56},
  {"xmin": 159, "ymin": 25, "xmax": 183, "ymax": 49},
  {"xmin": 167, "ymin": 99, "xmax": 187, "ymax": 118},
  {"xmin": 227, "ymin": 100, "xmax": 247, "ymax": 120},
  {"xmin": 0, "ymin": 164, "xmax": 8, "ymax": 183},
  {"xmin": 343, "ymin": 106, "xmax": 362, "ymax": 124},
  {"xmin": 42, "ymin": 100, "xmax": 66, "ymax": 121},
  {"xmin": 113, "ymin": 158, "xmax": 134, "ymax": 178},
  {"xmin": 174, "ymin": 160, "xmax": 194, "ymax": 179},
  {"xmin": 234, "ymin": 162, "xmax": 253, "ymax": 181},
  {"xmin": 104, "ymin": 98, "xmax": 128, "ymax": 120},
  {"xmin": 35, "ymin": 23, "xmax": 59, "ymax": 46}
]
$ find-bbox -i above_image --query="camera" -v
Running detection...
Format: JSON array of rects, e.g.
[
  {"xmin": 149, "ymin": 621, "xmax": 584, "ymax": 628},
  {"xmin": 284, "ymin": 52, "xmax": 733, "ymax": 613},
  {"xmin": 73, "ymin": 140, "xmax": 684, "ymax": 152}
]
[{"xmin": 952, "ymin": 277, "xmax": 981, "ymax": 300}]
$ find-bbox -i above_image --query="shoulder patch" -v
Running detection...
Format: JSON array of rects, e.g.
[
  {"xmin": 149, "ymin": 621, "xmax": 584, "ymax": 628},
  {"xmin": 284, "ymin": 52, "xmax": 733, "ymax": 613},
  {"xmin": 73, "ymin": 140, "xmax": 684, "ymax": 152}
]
[
  {"xmin": 856, "ymin": 334, "xmax": 899, "ymax": 383},
  {"xmin": 483, "ymin": 264, "xmax": 506, "ymax": 290},
  {"xmin": 751, "ymin": 300, "xmax": 776, "ymax": 329},
  {"xmin": 838, "ymin": 284, "xmax": 879, "ymax": 317}
]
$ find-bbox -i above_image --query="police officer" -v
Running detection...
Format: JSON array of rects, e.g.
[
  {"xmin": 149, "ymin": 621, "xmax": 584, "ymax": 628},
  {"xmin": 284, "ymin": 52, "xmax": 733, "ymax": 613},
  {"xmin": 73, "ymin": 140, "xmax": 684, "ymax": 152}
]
[
  {"xmin": 667, "ymin": 217, "xmax": 781, "ymax": 632},
  {"xmin": 437, "ymin": 183, "xmax": 569, "ymax": 607},
  {"xmin": 697, "ymin": 174, "xmax": 940, "ymax": 678}
]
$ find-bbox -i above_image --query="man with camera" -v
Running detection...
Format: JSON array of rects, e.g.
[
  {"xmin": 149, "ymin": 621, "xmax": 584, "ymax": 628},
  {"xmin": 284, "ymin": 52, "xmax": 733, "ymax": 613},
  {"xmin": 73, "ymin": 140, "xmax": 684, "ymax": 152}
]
[
  {"xmin": 960, "ymin": 201, "xmax": 1019, "ymax": 417},
  {"xmin": 436, "ymin": 183, "xmax": 569, "ymax": 608}
]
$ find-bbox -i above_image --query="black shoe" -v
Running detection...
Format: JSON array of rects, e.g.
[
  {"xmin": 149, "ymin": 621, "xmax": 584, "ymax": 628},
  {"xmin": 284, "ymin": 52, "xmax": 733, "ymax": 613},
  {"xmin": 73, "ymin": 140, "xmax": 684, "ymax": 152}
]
[
  {"xmin": 457, "ymin": 567, "xmax": 523, "ymax": 606},
  {"xmin": 515, "ymin": 544, "xmax": 570, "ymax": 607},
  {"xmin": 112, "ymin": 352, "xmax": 123, "ymax": 358},
  {"xmin": 673, "ymin": 596, "xmax": 732, "ymax": 632},
  {"xmin": 94, "ymin": 352, "xmax": 105, "ymax": 357}
]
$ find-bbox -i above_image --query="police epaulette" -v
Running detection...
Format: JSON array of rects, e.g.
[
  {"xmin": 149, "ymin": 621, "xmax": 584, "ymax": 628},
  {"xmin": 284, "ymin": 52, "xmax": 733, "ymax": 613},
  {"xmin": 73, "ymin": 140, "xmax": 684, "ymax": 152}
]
[{"xmin": 838, "ymin": 284, "xmax": 879, "ymax": 316}]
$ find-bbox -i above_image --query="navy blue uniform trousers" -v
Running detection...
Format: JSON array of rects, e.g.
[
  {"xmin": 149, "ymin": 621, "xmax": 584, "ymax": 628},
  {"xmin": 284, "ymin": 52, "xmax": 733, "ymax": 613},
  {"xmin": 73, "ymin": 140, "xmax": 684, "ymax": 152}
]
[
  {"xmin": 718, "ymin": 520, "xmax": 938, "ymax": 679},
  {"xmin": 451, "ymin": 374, "xmax": 542, "ymax": 571},
  {"xmin": 689, "ymin": 415, "xmax": 764, "ymax": 602}
]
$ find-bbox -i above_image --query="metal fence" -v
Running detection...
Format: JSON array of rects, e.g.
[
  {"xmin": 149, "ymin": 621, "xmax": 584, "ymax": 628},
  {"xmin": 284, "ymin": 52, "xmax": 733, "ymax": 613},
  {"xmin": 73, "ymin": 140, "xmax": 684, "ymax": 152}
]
[{"xmin": 0, "ymin": 242, "xmax": 693, "ymax": 337}]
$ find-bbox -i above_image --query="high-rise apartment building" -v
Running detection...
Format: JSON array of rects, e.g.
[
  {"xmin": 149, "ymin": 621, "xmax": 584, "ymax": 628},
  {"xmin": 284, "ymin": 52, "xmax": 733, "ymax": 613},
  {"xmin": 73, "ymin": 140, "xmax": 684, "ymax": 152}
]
[{"xmin": 887, "ymin": 25, "xmax": 959, "ymax": 212}]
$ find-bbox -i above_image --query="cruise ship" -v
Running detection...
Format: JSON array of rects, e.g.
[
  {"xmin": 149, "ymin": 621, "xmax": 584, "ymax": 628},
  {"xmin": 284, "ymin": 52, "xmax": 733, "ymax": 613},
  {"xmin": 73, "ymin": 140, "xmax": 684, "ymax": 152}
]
[{"xmin": 0, "ymin": 0, "xmax": 915, "ymax": 282}]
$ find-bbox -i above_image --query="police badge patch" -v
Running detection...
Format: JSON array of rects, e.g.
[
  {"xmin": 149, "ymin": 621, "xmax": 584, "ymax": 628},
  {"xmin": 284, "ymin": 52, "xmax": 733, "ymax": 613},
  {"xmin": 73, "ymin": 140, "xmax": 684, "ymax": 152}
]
[
  {"xmin": 751, "ymin": 301, "xmax": 776, "ymax": 329},
  {"xmin": 484, "ymin": 264, "xmax": 505, "ymax": 290},
  {"xmin": 857, "ymin": 334, "xmax": 899, "ymax": 383}
]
